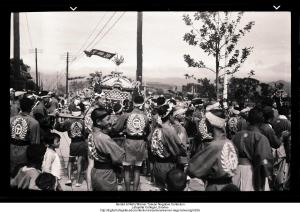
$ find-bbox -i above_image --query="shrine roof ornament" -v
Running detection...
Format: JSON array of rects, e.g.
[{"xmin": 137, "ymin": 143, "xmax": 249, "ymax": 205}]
[{"xmin": 101, "ymin": 71, "xmax": 135, "ymax": 90}]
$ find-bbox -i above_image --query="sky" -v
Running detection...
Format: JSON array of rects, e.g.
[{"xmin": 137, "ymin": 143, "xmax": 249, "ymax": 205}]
[{"xmin": 10, "ymin": 11, "xmax": 291, "ymax": 86}]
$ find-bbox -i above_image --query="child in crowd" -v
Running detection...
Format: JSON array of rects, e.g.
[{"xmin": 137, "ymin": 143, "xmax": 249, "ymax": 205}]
[
  {"xmin": 165, "ymin": 168, "xmax": 188, "ymax": 191},
  {"xmin": 35, "ymin": 172, "xmax": 57, "ymax": 191},
  {"xmin": 11, "ymin": 144, "xmax": 46, "ymax": 190},
  {"xmin": 41, "ymin": 132, "xmax": 63, "ymax": 190},
  {"xmin": 220, "ymin": 184, "xmax": 240, "ymax": 191}
]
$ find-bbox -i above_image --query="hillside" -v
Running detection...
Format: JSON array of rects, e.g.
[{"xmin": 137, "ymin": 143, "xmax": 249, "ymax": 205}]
[{"xmin": 36, "ymin": 72, "xmax": 291, "ymax": 97}]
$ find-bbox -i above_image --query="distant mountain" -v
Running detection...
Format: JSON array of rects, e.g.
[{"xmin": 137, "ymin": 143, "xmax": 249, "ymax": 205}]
[
  {"xmin": 144, "ymin": 77, "xmax": 197, "ymax": 87},
  {"xmin": 37, "ymin": 72, "xmax": 291, "ymax": 97}
]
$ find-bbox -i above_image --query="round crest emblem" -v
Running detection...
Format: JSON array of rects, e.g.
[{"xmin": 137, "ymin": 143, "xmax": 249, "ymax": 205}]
[
  {"xmin": 220, "ymin": 142, "xmax": 238, "ymax": 177},
  {"xmin": 11, "ymin": 117, "xmax": 28, "ymax": 141},
  {"xmin": 70, "ymin": 121, "xmax": 83, "ymax": 138},
  {"xmin": 127, "ymin": 113, "xmax": 146, "ymax": 136}
]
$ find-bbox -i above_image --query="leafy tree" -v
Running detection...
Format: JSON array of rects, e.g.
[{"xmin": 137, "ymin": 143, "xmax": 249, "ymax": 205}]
[
  {"xmin": 10, "ymin": 58, "xmax": 37, "ymax": 91},
  {"xmin": 197, "ymin": 78, "xmax": 216, "ymax": 98},
  {"xmin": 228, "ymin": 77, "xmax": 260, "ymax": 104},
  {"xmin": 260, "ymin": 82, "xmax": 274, "ymax": 98},
  {"xmin": 26, "ymin": 80, "xmax": 36, "ymax": 91},
  {"xmin": 183, "ymin": 12, "xmax": 255, "ymax": 99}
]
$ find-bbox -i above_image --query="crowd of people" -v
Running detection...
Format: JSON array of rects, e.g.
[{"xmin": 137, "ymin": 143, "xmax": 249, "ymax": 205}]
[{"xmin": 9, "ymin": 86, "xmax": 291, "ymax": 191}]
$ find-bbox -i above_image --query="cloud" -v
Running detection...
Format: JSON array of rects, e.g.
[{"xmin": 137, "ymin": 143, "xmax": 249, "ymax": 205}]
[{"xmin": 12, "ymin": 12, "xmax": 291, "ymax": 85}]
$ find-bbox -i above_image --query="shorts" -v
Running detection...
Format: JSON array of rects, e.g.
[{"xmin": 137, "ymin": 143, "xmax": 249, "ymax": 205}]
[
  {"xmin": 123, "ymin": 139, "xmax": 146, "ymax": 167},
  {"xmin": 122, "ymin": 161, "xmax": 143, "ymax": 167},
  {"xmin": 91, "ymin": 168, "xmax": 117, "ymax": 191},
  {"xmin": 70, "ymin": 141, "xmax": 88, "ymax": 157},
  {"xmin": 152, "ymin": 161, "xmax": 176, "ymax": 188}
]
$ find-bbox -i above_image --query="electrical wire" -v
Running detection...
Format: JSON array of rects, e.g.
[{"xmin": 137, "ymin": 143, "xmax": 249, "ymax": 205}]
[
  {"xmin": 25, "ymin": 13, "xmax": 33, "ymax": 49},
  {"xmin": 72, "ymin": 13, "xmax": 107, "ymax": 61},
  {"xmin": 70, "ymin": 12, "xmax": 117, "ymax": 66},
  {"xmin": 92, "ymin": 12, "xmax": 126, "ymax": 48}
]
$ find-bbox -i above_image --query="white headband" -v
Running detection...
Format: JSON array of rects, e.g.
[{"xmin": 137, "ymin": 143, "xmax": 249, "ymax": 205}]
[{"xmin": 205, "ymin": 112, "xmax": 225, "ymax": 129}]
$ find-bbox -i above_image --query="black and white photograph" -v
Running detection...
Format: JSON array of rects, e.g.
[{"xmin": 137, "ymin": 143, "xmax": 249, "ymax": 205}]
[{"xmin": 9, "ymin": 11, "xmax": 291, "ymax": 193}]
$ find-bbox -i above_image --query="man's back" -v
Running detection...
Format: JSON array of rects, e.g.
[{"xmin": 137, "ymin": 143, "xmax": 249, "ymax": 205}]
[{"xmin": 10, "ymin": 113, "xmax": 40, "ymax": 144}]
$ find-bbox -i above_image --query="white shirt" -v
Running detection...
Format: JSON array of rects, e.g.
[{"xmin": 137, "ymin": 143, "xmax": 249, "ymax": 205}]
[{"xmin": 42, "ymin": 147, "xmax": 62, "ymax": 180}]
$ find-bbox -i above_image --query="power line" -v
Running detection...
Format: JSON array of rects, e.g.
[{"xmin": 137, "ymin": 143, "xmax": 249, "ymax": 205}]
[
  {"xmin": 25, "ymin": 13, "xmax": 33, "ymax": 49},
  {"xmin": 70, "ymin": 12, "xmax": 126, "ymax": 70},
  {"xmin": 93, "ymin": 12, "xmax": 126, "ymax": 48},
  {"xmin": 71, "ymin": 12, "xmax": 116, "ymax": 64},
  {"xmin": 20, "ymin": 14, "xmax": 29, "ymax": 51},
  {"xmin": 70, "ymin": 12, "xmax": 126, "ymax": 67},
  {"xmin": 70, "ymin": 12, "xmax": 117, "ymax": 66},
  {"xmin": 72, "ymin": 13, "xmax": 107, "ymax": 60},
  {"xmin": 82, "ymin": 12, "xmax": 118, "ymax": 54}
]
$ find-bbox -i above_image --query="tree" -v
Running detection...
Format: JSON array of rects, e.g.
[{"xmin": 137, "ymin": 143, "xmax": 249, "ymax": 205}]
[
  {"xmin": 197, "ymin": 78, "xmax": 217, "ymax": 99},
  {"xmin": 260, "ymin": 82, "xmax": 274, "ymax": 98},
  {"xmin": 228, "ymin": 77, "xmax": 260, "ymax": 104},
  {"xmin": 26, "ymin": 80, "xmax": 36, "ymax": 91},
  {"xmin": 10, "ymin": 58, "xmax": 37, "ymax": 91},
  {"xmin": 183, "ymin": 12, "xmax": 255, "ymax": 99}
]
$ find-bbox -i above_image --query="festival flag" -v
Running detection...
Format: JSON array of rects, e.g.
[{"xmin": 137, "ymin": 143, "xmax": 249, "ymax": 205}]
[{"xmin": 84, "ymin": 49, "xmax": 116, "ymax": 60}]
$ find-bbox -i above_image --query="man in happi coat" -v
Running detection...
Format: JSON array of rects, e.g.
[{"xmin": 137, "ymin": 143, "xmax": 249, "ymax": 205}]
[
  {"xmin": 31, "ymin": 91, "xmax": 50, "ymax": 118},
  {"xmin": 149, "ymin": 102, "xmax": 187, "ymax": 189},
  {"xmin": 31, "ymin": 91, "xmax": 53, "ymax": 135},
  {"xmin": 10, "ymin": 97, "xmax": 40, "ymax": 175},
  {"xmin": 109, "ymin": 102, "xmax": 125, "ymax": 184},
  {"xmin": 47, "ymin": 92, "xmax": 59, "ymax": 114},
  {"xmin": 10, "ymin": 88, "xmax": 21, "ymax": 117},
  {"xmin": 271, "ymin": 114, "xmax": 291, "ymax": 190},
  {"xmin": 187, "ymin": 107, "xmax": 238, "ymax": 191},
  {"xmin": 171, "ymin": 107, "xmax": 189, "ymax": 172},
  {"xmin": 113, "ymin": 95, "xmax": 150, "ymax": 191},
  {"xmin": 259, "ymin": 106, "xmax": 281, "ymax": 149},
  {"xmin": 232, "ymin": 107, "xmax": 273, "ymax": 191},
  {"xmin": 84, "ymin": 92, "xmax": 106, "ymax": 134},
  {"xmin": 54, "ymin": 105, "xmax": 87, "ymax": 187},
  {"xmin": 86, "ymin": 107, "xmax": 125, "ymax": 191}
]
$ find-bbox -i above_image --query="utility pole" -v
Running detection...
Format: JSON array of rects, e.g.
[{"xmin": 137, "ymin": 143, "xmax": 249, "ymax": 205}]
[
  {"xmin": 61, "ymin": 52, "xmax": 74, "ymax": 100},
  {"xmin": 13, "ymin": 13, "xmax": 20, "ymax": 80},
  {"xmin": 35, "ymin": 48, "xmax": 38, "ymax": 90},
  {"xmin": 41, "ymin": 79, "xmax": 43, "ymax": 91},
  {"xmin": 66, "ymin": 52, "xmax": 69, "ymax": 99},
  {"xmin": 136, "ymin": 12, "xmax": 143, "ymax": 88},
  {"xmin": 29, "ymin": 48, "xmax": 43, "ymax": 91},
  {"xmin": 223, "ymin": 43, "xmax": 229, "ymax": 107},
  {"xmin": 56, "ymin": 71, "xmax": 58, "ymax": 90},
  {"xmin": 38, "ymin": 72, "xmax": 41, "ymax": 90}
]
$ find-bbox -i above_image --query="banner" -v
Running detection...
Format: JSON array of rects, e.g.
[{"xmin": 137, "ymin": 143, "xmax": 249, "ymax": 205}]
[{"xmin": 84, "ymin": 49, "xmax": 116, "ymax": 59}]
